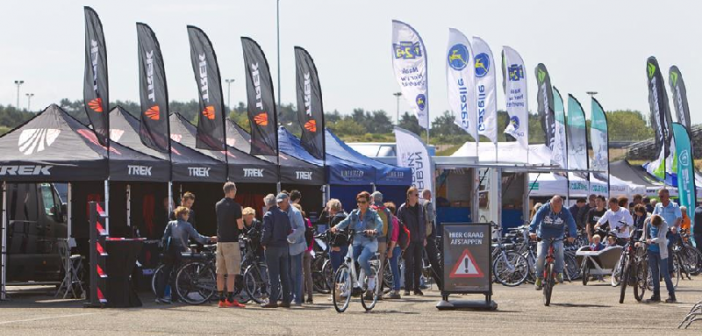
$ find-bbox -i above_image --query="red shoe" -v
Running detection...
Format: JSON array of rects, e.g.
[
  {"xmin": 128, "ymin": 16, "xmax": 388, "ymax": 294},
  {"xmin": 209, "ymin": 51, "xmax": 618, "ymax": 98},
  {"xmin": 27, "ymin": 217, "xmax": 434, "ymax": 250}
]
[
  {"xmin": 229, "ymin": 300, "xmax": 246, "ymax": 308},
  {"xmin": 218, "ymin": 300, "xmax": 232, "ymax": 308}
]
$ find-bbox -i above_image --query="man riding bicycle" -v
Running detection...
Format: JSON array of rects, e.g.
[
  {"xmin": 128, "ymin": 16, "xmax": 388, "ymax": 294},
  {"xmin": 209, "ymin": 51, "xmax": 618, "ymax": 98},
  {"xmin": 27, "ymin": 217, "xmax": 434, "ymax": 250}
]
[
  {"xmin": 529, "ymin": 195, "xmax": 577, "ymax": 290},
  {"xmin": 331, "ymin": 191, "xmax": 383, "ymax": 299}
]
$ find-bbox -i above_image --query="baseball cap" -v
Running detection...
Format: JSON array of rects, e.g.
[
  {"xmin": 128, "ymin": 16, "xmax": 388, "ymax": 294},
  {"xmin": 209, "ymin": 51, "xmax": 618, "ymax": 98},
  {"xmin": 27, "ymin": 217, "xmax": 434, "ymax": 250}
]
[{"xmin": 276, "ymin": 193, "xmax": 289, "ymax": 203}]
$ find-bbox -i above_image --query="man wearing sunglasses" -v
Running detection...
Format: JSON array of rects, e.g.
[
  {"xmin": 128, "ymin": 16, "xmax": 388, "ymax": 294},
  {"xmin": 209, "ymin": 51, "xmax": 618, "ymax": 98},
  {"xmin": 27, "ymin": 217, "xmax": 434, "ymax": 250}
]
[{"xmin": 331, "ymin": 191, "xmax": 383, "ymax": 299}]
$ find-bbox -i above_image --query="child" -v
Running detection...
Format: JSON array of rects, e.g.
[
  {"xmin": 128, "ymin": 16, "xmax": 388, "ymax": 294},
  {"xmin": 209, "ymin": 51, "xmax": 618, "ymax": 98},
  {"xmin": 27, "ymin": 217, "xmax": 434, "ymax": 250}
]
[
  {"xmin": 590, "ymin": 234, "xmax": 604, "ymax": 251},
  {"xmin": 606, "ymin": 233, "xmax": 617, "ymax": 247}
]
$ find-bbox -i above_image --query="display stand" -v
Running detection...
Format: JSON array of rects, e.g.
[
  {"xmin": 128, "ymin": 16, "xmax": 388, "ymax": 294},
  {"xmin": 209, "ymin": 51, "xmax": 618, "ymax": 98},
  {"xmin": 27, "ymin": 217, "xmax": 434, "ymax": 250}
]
[{"xmin": 84, "ymin": 201, "xmax": 108, "ymax": 308}]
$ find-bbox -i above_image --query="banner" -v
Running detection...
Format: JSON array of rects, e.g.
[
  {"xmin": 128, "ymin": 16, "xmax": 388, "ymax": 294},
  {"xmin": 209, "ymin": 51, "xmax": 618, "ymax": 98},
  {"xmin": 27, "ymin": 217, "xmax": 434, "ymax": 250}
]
[
  {"xmin": 672, "ymin": 123, "xmax": 696, "ymax": 238},
  {"xmin": 137, "ymin": 23, "xmax": 170, "ymax": 153},
  {"xmin": 83, "ymin": 6, "xmax": 109, "ymax": 146},
  {"xmin": 295, "ymin": 47, "xmax": 325, "ymax": 160},
  {"xmin": 446, "ymin": 28, "xmax": 476, "ymax": 140},
  {"xmin": 241, "ymin": 37, "xmax": 278, "ymax": 156},
  {"xmin": 187, "ymin": 26, "xmax": 225, "ymax": 151},
  {"xmin": 669, "ymin": 66, "xmax": 691, "ymax": 131},
  {"xmin": 501, "ymin": 46, "xmax": 528, "ymax": 151},
  {"xmin": 394, "ymin": 126, "xmax": 433, "ymax": 194},
  {"xmin": 472, "ymin": 37, "xmax": 497, "ymax": 144},
  {"xmin": 590, "ymin": 98, "xmax": 609, "ymax": 183},
  {"xmin": 646, "ymin": 56, "xmax": 674, "ymax": 179},
  {"xmin": 566, "ymin": 94, "xmax": 588, "ymax": 178},
  {"xmin": 391, "ymin": 20, "xmax": 429, "ymax": 129},
  {"xmin": 535, "ymin": 64, "xmax": 555, "ymax": 150},
  {"xmin": 551, "ymin": 87, "xmax": 567, "ymax": 169}
]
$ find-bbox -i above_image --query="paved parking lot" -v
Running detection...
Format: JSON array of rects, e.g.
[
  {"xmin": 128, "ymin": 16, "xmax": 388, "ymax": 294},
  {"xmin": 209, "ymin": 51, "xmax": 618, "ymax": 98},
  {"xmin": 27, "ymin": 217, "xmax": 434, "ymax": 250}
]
[{"xmin": 1, "ymin": 279, "xmax": 701, "ymax": 335}]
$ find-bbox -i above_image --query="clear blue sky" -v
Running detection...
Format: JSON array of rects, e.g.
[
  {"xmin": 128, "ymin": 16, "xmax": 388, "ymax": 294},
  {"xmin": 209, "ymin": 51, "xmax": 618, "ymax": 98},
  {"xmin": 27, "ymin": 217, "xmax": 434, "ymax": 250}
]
[{"xmin": 1, "ymin": 0, "xmax": 700, "ymax": 124}]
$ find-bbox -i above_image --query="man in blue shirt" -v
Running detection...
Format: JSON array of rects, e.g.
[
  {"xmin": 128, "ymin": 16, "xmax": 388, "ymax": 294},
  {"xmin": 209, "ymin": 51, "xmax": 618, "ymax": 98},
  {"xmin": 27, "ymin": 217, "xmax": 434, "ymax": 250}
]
[
  {"xmin": 278, "ymin": 192, "xmax": 307, "ymax": 306},
  {"xmin": 529, "ymin": 195, "xmax": 577, "ymax": 289},
  {"xmin": 651, "ymin": 189, "xmax": 681, "ymax": 275}
]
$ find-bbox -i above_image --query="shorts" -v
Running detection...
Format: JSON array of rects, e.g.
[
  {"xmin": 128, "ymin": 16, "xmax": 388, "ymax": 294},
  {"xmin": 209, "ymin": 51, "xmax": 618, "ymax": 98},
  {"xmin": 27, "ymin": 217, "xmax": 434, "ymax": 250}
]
[{"xmin": 216, "ymin": 242, "xmax": 241, "ymax": 275}]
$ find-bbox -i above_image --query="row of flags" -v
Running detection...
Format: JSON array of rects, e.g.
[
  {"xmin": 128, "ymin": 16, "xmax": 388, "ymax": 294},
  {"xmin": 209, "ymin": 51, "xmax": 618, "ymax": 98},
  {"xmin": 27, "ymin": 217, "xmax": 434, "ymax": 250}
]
[{"xmin": 82, "ymin": 6, "xmax": 327, "ymax": 176}]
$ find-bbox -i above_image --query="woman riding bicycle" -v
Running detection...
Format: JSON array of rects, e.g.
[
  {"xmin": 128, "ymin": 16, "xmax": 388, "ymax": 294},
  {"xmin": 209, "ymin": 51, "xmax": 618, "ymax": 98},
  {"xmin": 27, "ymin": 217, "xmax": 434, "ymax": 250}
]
[
  {"xmin": 156, "ymin": 206, "xmax": 216, "ymax": 304},
  {"xmin": 331, "ymin": 191, "xmax": 383, "ymax": 299}
]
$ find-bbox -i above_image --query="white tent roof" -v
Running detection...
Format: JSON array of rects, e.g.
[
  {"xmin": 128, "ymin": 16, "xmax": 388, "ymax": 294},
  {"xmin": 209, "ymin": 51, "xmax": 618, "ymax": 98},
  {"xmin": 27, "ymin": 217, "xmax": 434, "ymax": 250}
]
[{"xmin": 452, "ymin": 142, "xmax": 552, "ymax": 165}]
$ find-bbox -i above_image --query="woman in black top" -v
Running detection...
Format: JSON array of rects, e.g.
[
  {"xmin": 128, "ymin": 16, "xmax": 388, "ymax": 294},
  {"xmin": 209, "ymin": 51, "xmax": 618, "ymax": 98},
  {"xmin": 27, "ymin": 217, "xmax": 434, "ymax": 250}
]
[
  {"xmin": 326, "ymin": 199, "xmax": 348, "ymax": 272},
  {"xmin": 243, "ymin": 207, "xmax": 264, "ymax": 259}
]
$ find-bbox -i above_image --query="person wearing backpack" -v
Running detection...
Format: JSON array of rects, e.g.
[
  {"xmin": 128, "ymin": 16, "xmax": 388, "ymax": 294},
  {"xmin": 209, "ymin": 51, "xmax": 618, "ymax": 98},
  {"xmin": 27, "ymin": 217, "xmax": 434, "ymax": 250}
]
[
  {"xmin": 422, "ymin": 189, "xmax": 443, "ymax": 291},
  {"xmin": 397, "ymin": 186, "xmax": 426, "ymax": 296},
  {"xmin": 383, "ymin": 202, "xmax": 403, "ymax": 299},
  {"xmin": 371, "ymin": 191, "xmax": 394, "ymax": 299}
]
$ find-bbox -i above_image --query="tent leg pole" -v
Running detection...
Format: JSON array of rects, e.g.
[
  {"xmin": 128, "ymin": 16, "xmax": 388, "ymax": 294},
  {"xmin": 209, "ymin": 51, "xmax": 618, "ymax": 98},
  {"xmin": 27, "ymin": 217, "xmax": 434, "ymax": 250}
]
[
  {"xmin": 68, "ymin": 183, "xmax": 73, "ymax": 247},
  {"xmin": 277, "ymin": 182, "xmax": 281, "ymax": 194},
  {"xmin": 1, "ymin": 181, "xmax": 7, "ymax": 301},
  {"xmin": 104, "ymin": 180, "xmax": 110, "ymax": 236},
  {"xmin": 372, "ymin": 183, "xmax": 376, "ymax": 193},
  {"xmin": 168, "ymin": 182, "xmax": 174, "ymax": 214},
  {"xmin": 127, "ymin": 185, "xmax": 131, "ymax": 228}
]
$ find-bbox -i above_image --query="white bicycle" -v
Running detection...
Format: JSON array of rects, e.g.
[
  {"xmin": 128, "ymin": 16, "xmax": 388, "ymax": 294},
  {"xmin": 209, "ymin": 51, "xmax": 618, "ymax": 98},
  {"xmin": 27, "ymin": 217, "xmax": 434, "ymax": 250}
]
[{"xmin": 331, "ymin": 230, "xmax": 381, "ymax": 313}]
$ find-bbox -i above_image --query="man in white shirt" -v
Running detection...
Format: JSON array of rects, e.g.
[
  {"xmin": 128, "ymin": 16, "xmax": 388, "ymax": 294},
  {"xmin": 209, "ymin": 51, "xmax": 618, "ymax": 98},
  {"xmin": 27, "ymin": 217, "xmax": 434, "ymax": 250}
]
[{"xmin": 595, "ymin": 196, "xmax": 633, "ymax": 245}]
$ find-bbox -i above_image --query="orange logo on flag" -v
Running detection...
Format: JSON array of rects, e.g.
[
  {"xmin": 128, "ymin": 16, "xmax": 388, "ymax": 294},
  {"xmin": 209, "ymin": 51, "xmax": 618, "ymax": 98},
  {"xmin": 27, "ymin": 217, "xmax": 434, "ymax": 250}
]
[
  {"xmin": 254, "ymin": 112, "xmax": 268, "ymax": 126},
  {"xmin": 202, "ymin": 106, "xmax": 215, "ymax": 120},
  {"xmin": 88, "ymin": 98, "xmax": 103, "ymax": 112},
  {"xmin": 304, "ymin": 119, "xmax": 317, "ymax": 133},
  {"xmin": 145, "ymin": 106, "xmax": 160, "ymax": 120}
]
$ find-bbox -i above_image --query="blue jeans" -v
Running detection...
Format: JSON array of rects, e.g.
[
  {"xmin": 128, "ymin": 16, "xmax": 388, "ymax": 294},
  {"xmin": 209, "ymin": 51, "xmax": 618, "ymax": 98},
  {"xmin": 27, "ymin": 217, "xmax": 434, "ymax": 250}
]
[
  {"xmin": 389, "ymin": 246, "xmax": 402, "ymax": 291},
  {"xmin": 330, "ymin": 245, "xmax": 348, "ymax": 272},
  {"xmin": 352, "ymin": 242, "xmax": 378, "ymax": 275},
  {"xmin": 264, "ymin": 246, "xmax": 291, "ymax": 304},
  {"xmin": 289, "ymin": 252, "xmax": 304, "ymax": 304},
  {"xmin": 648, "ymin": 250, "xmax": 675, "ymax": 298},
  {"xmin": 535, "ymin": 240, "xmax": 564, "ymax": 278}
]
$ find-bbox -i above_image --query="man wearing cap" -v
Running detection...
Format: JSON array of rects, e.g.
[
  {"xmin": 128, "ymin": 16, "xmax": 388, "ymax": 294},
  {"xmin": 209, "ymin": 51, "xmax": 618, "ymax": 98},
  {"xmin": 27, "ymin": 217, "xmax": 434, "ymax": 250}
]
[
  {"xmin": 277, "ymin": 192, "xmax": 307, "ymax": 306},
  {"xmin": 371, "ymin": 191, "xmax": 393, "ymax": 298},
  {"xmin": 260, "ymin": 194, "xmax": 292, "ymax": 308}
]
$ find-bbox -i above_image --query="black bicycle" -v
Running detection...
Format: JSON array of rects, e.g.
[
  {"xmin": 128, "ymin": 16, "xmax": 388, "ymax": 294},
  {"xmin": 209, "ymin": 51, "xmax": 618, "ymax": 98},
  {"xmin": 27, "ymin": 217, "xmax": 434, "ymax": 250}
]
[{"xmin": 540, "ymin": 238, "xmax": 562, "ymax": 307}]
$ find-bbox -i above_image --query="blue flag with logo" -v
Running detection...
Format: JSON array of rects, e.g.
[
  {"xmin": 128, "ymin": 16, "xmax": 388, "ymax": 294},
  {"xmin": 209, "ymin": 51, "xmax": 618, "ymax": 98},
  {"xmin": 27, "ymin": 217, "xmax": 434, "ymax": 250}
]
[
  {"xmin": 673, "ymin": 122, "xmax": 696, "ymax": 239},
  {"xmin": 391, "ymin": 20, "xmax": 429, "ymax": 129}
]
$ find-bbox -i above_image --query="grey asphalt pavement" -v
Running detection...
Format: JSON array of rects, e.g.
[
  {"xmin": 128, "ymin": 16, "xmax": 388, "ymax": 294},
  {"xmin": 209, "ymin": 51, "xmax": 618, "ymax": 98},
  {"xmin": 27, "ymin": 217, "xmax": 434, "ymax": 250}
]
[{"xmin": 1, "ymin": 279, "xmax": 701, "ymax": 335}]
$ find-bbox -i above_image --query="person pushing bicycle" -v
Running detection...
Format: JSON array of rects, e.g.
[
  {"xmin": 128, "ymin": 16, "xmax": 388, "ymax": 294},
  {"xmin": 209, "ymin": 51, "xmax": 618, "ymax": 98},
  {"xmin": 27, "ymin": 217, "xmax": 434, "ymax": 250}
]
[
  {"xmin": 331, "ymin": 191, "xmax": 383, "ymax": 299},
  {"xmin": 529, "ymin": 195, "xmax": 577, "ymax": 290}
]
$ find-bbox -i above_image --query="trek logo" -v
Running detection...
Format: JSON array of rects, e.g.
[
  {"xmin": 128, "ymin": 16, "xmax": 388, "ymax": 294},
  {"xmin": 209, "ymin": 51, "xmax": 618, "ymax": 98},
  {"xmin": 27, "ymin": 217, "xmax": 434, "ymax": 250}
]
[
  {"xmin": 251, "ymin": 62, "xmax": 263, "ymax": 110},
  {"xmin": 254, "ymin": 112, "xmax": 268, "ymax": 126},
  {"xmin": 304, "ymin": 120, "xmax": 317, "ymax": 133},
  {"xmin": 188, "ymin": 167, "xmax": 211, "ymax": 177},
  {"xmin": 202, "ymin": 106, "xmax": 215, "ymax": 120},
  {"xmin": 128, "ymin": 165, "xmax": 152, "ymax": 176},
  {"xmin": 341, "ymin": 170, "xmax": 364, "ymax": 179},
  {"xmin": 18, "ymin": 128, "xmax": 61, "ymax": 155},
  {"xmin": 0, "ymin": 165, "xmax": 53, "ymax": 176},
  {"xmin": 304, "ymin": 73, "xmax": 312, "ymax": 117},
  {"xmin": 243, "ymin": 168, "xmax": 264, "ymax": 178},
  {"xmin": 296, "ymin": 171, "xmax": 313, "ymax": 180},
  {"xmin": 89, "ymin": 39, "xmax": 102, "ymax": 112},
  {"xmin": 198, "ymin": 54, "xmax": 210, "ymax": 102},
  {"xmin": 146, "ymin": 50, "xmax": 156, "ymax": 101}
]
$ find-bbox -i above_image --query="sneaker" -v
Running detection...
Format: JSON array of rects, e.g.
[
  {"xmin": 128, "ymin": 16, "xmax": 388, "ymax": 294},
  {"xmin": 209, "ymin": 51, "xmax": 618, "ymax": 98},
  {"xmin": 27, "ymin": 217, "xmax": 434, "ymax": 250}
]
[
  {"xmin": 218, "ymin": 300, "xmax": 231, "ymax": 308},
  {"xmin": 155, "ymin": 297, "xmax": 171, "ymax": 304},
  {"xmin": 535, "ymin": 278, "xmax": 543, "ymax": 290},
  {"xmin": 556, "ymin": 273, "xmax": 564, "ymax": 284},
  {"xmin": 305, "ymin": 298, "xmax": 314, "ymax": 304},
  {"xmin": 279, "ymin": 302, "xmax": 291, "ymax": 308},
  {"xmin": 404, "ymin": 290, "xmax": 410, "ymax": 296},
  {"xmin": 261, "ymin": 302, "xmax": 278, "ymax": 309},
  {"xmin": 387, "ymin": 291, "xmax": 402, "ymax": 300},
  {"xmin": 645, "ymin": 296, "xmax": 661, "ymax": 304},
  {"xmin": 665, "ymin": 297, "xmax": 677, "ymax": 303},
  {"xmin": 414, "ymin": 289, "xmax": 424, "ymax": 296},
  {"xmin": 229, "ymin": 300, "xmax": 246, "ymax": 308}
]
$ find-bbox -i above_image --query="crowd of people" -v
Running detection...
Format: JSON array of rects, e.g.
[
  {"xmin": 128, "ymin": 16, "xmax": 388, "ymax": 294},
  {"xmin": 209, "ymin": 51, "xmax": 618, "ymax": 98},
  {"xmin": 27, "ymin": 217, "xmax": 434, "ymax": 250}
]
[
  {"xmin": 529, "ymin": 188, "xmax": 702, "ymax": 304},
  {"xmin": 154, "ymin": 182, "xmax": 444, "ymax": 308}
]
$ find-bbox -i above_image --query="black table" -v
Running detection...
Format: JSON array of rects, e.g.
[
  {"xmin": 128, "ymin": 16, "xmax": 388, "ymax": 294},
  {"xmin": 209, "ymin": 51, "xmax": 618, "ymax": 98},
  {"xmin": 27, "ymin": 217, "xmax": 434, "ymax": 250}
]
[{"xmin": 104, "ymin": 238, "xmax": 145, "ymax": 308}]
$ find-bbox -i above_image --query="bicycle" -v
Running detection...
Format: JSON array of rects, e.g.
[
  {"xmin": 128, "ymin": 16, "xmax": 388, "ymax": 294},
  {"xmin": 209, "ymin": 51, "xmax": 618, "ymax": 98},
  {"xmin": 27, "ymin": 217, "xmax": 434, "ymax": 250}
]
[
  {"xmin": 311, "ymin": 230, "xmax": 334, "ymax": 294},
  {"xmin": 174, "ymin": 244, "xmax": 218, "ymax": 305},
  {"xmin": 492, "ymin": 224, "xmax": 529, "ymax": 287},
  {"xmin": 539, "ymin": 237, "xmax": 562, "ymax": 307},
  {"xmin": 331, "ymin": 230, "xmax": 381, "ymax": 313},
  {"xmin": 618, "ymin": 239, "xmax": 648, "ymax": 303}
]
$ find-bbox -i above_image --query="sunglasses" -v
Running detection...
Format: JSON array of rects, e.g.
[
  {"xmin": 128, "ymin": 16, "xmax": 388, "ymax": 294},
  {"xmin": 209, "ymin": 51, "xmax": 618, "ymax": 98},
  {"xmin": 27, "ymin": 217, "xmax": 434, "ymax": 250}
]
[{"xmin": 357, "ymin": 200, "xmax": 367, "ymax": 204}]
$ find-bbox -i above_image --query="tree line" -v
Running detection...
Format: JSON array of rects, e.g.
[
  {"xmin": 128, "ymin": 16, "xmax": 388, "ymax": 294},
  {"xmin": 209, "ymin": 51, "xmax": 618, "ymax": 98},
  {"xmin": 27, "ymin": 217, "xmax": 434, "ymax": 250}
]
[{"xmin": 0, "ymin": 100, "xmax": 654, "ymax": 146}]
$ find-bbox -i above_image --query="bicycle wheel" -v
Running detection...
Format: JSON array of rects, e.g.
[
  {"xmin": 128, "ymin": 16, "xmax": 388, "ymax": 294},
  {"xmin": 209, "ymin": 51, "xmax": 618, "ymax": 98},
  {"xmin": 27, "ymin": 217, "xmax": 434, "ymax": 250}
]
[
  {"xmin": 382, "ymin": 258, "xmax": 394, "ymax": 289},
  {"xmin": 493, "ymin": 251, "xmax": 528, "ymax": 287},
  {"xmin": 332, "ymin": 265, "xmax": 352, "ymax": 313},
  {"xmin": 543, "ymin": 262, "xmax": 554, "ymax": 306},
  {"xmin": 151, "ymin": 264, "xmax": 165, "ymax": 296},
  {"xmin": 175, "ymin": 262, "xmax": 217, "ymax": 305},
  {"xmin": 243, "ymin": 263, "xmax": 270, "ymax": 304},
  {"xmin": 611, "ymin": 253, "xmax": 625, "ymax": 287},
  {"xmin": 361, "ymin": 260, "xmax": 380, "ymax": 311},
  {"xmin": 581, "ymin": 260, "xmax": 589, "ymax": 286},
  {"xmin": 634, "ymin": 259, "xmax": 647, "ymax": 302},
  {"xmin": 619, "ymin": 256, "xmax": 630, "ymax": 304},
  {"xmin": 672, "ymin": 257, "xmax": 681, "ymax": 288}
]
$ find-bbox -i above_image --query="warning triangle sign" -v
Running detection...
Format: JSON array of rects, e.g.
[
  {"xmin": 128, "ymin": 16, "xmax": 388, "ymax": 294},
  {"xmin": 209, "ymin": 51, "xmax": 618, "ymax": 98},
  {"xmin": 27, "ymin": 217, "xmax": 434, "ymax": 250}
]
[{"xmin": 449, "ymin": 249, "xmax": 484, "ymax": 278}]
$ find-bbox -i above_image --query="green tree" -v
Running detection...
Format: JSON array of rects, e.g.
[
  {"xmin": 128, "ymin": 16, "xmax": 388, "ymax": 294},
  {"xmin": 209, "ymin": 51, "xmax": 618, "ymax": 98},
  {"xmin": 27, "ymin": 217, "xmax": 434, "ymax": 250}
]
[
  {"xmin": 605, "ymin": 110, "xmax": 653, "ymax": 141},
  {"xmin": 398, "ymin": 112, "xmax": 422, "ymax": 136}
]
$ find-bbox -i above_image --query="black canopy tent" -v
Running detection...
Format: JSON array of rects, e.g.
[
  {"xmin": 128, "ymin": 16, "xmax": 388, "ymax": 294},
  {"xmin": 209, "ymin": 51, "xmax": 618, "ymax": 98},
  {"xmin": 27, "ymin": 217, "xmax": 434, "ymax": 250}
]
[
  {"xmin": 169, "ymin": 113, "xmax": 278, "ymax": 219},
  {"xmin": 609, "ymin": 160, "xmax": 663, "ymax": 189},
  {"xmin": 0, "ymin": 104, "xmax": 170, "ymax": 298}
]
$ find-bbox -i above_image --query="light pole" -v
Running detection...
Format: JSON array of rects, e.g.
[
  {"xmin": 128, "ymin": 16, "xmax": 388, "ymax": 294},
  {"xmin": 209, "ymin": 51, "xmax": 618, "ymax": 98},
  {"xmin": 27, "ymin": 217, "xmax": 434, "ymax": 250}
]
[
  {"xmin": 14, "ymin": 80, "xmax": 24, "ymax": 109},
  {"xmin": 276, "ymin": 0, "xmax": 281, "ymax": 108},
  {"xmin": 586, "ymin": 91, "xmax": 598, "ymax": 99},
  {"xmin": 225, "ymin": 79, "xmax": 235, "ymax": 111},
  {"xmin": 393, "ymin": 92, "xmax": 402, "ymax": 125},
  {"xmin": 26, "ymin": 93, "xmax": 34, "ymax": 111}
]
